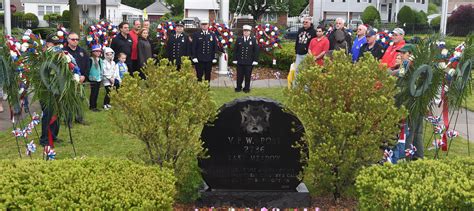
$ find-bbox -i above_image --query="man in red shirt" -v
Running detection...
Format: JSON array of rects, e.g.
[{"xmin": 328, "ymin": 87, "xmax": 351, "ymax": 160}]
[
  {"xmin": 129, "ymin": 20, "xmax": 142, "ymax": 78},
  {"xmin": 381, "ymin": 28, "xmax": 406, "ymax": 69},
  {"xmin": 308, "ymin": 26, "xmax": 330, "ymax": 66}
]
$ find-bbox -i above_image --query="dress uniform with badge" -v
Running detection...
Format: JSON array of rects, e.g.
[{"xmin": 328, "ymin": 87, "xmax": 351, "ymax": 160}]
[
  {"xmin": 166, "ymin": 21, "xmax": 190, "ymax": 70},
  {"xmin": 232, "ymin": 25, "xmax": 259, "ymax": 93},
  {"xmin": 191, "ymin": 19, "xmax": 218, "ymax": 82}
]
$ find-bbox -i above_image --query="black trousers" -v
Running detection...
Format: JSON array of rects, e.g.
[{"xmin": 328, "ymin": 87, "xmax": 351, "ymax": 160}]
[
  {"xmin": 89, "ymin": 81, "xmax": 101, "ymax": 109},
  {"xmin": 236, "ymin": 65, "xmax": 253, "ymax": 91},
  {"xmin": 104, "ymin": 85, "xmax": 112, "ymax": 106},
  {"xmin": 195, "ymin": 62, "xmax": 212, "ymax": 82},
  {"xmin": 131, "ymin": 60, "xmax": 146, "ymax": 80},
  {"xmin": 40, "ymin": 103, "xmax": 59, "ymax": 147},
  {"xmin": 170, "ymin": 58, "xmax": 182, "ymax": 70}
]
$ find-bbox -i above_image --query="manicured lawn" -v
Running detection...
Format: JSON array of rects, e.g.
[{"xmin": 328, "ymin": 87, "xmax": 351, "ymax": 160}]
[{"xmin": 0, "ymin": 87, "xmax": 471, "ymax": 160}]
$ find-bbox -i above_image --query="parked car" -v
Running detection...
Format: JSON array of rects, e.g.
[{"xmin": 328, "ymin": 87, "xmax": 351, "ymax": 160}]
[
  {"xmin": 284, "ymin": 25, "xmax": 300, "ymax": 40},
  {"xmin": 183, "ymin": 17, "xmax": 200, "ymax": 28},
  {"xmin": 320, "ymin": 19, "xmax": 336, "ymax": 29},
  {"xmin": 349, "ymin": 19, "xmax": 363, "ymax": 31}
]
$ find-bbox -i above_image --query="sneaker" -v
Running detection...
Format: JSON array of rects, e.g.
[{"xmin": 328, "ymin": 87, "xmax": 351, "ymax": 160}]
[
  {"xmin": 106, "ymin": 104, "xmax": 112, "ymax": 108},
  {"xmin": 103, "ymin": 105, "xmax": 110, "ymax": 111}
]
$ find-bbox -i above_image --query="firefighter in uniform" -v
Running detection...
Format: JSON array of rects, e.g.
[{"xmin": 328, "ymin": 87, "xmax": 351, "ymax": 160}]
[
  {"xmin": 232, "ymin": 25, "xmax": 259, "ymax": 93},
  {"xmin": 191, "ymin": 19, "xmax": 218, "ymax": 82},
  {"xmin": 166, "ymin": 21, "xmax": 190, "ymax": 70}
]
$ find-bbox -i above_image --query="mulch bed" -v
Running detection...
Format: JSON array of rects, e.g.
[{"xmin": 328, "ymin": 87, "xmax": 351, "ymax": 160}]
[
  {"xmin": 209, "ymin": 66, "xmax": 288, "ymax": 81},
  {"xmin": 174, "ymin": 197, "xmax": 357, "ymax": 210}
]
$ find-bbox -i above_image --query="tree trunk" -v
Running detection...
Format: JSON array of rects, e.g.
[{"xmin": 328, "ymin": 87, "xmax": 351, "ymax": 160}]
[
  {"xmin": 69, "ymin": 0, "xmax": 80, "ymax": 34},
  {"xmin": 100, "ymin": 0, "xmax": 106, "ymax": 20}
]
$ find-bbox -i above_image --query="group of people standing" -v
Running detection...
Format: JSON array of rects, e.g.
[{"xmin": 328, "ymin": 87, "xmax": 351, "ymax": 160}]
[{"xmin": 294, "ymin": 17, "xmax": 410, "ymax": 79}]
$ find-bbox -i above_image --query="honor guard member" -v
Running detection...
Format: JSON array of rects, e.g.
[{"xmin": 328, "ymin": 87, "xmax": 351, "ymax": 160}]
[
  {"xmin": 191, "ymin": 18, "xmax": 218, "ymax": 82},
  {"xmin": 232, "ymin": 25, "xmax": 259, "ymax": 93},
  {"xmin": 166, "ymin": 20, "xmax": 190, "ymax": 70}
]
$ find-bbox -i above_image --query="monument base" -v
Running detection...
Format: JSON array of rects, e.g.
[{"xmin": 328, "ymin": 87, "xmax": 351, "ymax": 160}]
[{"xmin": 196, "ymin": 183, "xmax": 311, "ymax": 207}]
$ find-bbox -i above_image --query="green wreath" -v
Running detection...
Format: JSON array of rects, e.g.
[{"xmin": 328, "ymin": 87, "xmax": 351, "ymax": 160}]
[{"xmin": 409, "ymin": 64, "xmax": 433, "ymax": 97}]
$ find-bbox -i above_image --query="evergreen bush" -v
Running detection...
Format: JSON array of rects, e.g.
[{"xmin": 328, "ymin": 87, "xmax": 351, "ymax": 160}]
[
  {"xmin": 361, "ymin": 6, "xmax": 381, "ymax": 26},
  {"xmin": 398, "ymin": 6, "xmax": 415, "ymax": 25}
]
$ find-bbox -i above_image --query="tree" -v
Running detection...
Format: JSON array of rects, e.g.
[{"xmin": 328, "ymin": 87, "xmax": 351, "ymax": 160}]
[
  {"xmin": 164, "ymin": 0, "xmax": 185, "ymax": 16},
  {"xmin": 361, "ymin": 6, "xmax": 381, "ymax": 25},
  {"xmin": 430, "ymin": 16, "xmax": 441, "ymax": 27},
  {"xmin": 397, "ymin": 6, "xmax": 415, "ymax": 25},
  {"xmin": 111, "ymin": 59, "xmax": 217, "ymax": 202},
  {"xmin": 414, "ymin": 10, "xmax": 428, "ymax": 25},
  {"xmin": 287, "ymin": 51, "xmax": 405, "ymax": 200},
  {"xmin": 69, "ymin": 0, "xmax": 80, "ymax": 34},
  {"xmin": 288, "ymin": 0, "xmax": 309, "ymax": 17},
  {"xmin": 448, "ymin": 4, "xmax": 474, "ymax": 25},
  {"xmin": 230, "ymin": 0, "xmax": 289, "ymax": 21},
  {"xmin": 428, "ymin": 3, "xmax": 439, "ymax": 15},
  {"xmin": 121, "ymin": 0, "xmax": 155, "ymax": 10}
]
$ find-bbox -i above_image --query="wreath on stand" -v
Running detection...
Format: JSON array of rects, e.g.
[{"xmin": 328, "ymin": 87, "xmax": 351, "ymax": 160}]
[
  {"xmin": 86, "ymin": 21, "xmax": 118, "ymax": 49},
  {"xmin": 255, "ymin": 24, "xmax": 281, "ymax": 65},
  {"xmin": 156, "ymin": 21, "xmax": 176, "ymax": 45},
  {"xmin": 209, "ymin": 22, "xmax": 234, "ymax": 50}
]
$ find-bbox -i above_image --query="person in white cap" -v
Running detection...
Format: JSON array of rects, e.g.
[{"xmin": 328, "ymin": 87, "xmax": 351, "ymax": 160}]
[
  {"xmin": 191, "ymin": 18, "xmax": 218, "ymax": 82},
  {"xmin": 233, "ymin": 25, "xmax": 259, "ymax": 93},
  {"xmin": 381, "ymin": 28, "xmax": 406, "ymax": 69}
]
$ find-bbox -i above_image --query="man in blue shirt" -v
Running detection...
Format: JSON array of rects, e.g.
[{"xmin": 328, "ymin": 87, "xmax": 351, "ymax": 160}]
[{"xmin": 351, "ymin": 25, "xmax": 367, "ymax": 62}]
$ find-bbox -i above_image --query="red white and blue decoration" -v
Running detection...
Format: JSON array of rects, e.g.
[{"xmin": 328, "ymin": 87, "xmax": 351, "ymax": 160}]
[
  {"xmin": 86, "ymin": 21, "xmax": 118, "ymax": 49},
  {"xmin": 255, "ymin": 24, "xmax": 281, "ymax": 65},
  {"xmin": 156, "ymin": 21, "xmax": 176, "ymax": 43},
  {"xmin": 209, "ymin": 22, "xmax": 234, "ymax": 49}
]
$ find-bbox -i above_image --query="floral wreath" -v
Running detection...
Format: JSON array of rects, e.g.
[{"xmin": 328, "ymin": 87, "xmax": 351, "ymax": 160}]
[
  {"xmin": 255, "ymin": 24, "xmax": 281, "ymax": 64},
  {"xmin": 375, "ymin": 29, "xmax": 393, "ymax": 49},
  {"xmin": 156, "ymin": 21, "xmax": 176, "ymax": 44},
  {"xmin": 209, "ymin": 22, "xmax": 234, "ymax": 49},
  {"xmin": 86, "ymin": 21, "xmax": 118, "ymax": 49}
]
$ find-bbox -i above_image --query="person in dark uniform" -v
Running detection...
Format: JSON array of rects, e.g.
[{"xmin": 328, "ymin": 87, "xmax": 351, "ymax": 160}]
[
  {"xmin": 166, "ymin": 20, "xmax": 190, "ymax": 70},
  {"xmin": 357, "ymin": 29, "xmax": 385, "ymax": 61},
  {"xmin": 191, "ymin": 19, "xmax": 218, "ymax": 82},
  {"xmin": 232, "ymin": 25, "xmax": 259, "ymax": 93}
]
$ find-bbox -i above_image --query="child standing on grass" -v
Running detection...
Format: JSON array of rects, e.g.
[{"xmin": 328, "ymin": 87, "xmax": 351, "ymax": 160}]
[
  {"xmin": 102, "ymin": 47, "xmax": 116, "ymax": 110},
  {"xmin": 114, "ymin": 53, "xmax": 128, "ymax": 88},
  {"xmin": 89, "ymin": 45, "xmax": 103, "ymax": 112}
]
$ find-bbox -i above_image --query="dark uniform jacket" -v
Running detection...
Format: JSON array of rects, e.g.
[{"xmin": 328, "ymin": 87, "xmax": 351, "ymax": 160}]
[
  {"xmin": 64, "ymin": 46, "xmax": 90, "ymax": 79},
  {"xmin": 166, "ymin": 32, "xmax": 190, "ymax": 63},
  {"xmin": 357, "ymin": 42, "xmax": 386, "ymax": 61},
  {"xmin": 191, "ymin": 30, "xmax": 218, "ymax": 62},
  {"xmin": 233, "ymin": 36, "xmax": 259, "ymax": 65},
  {"xmin": 295, "ymin": 25, "xmax": 316, "ymax": 55},
  {"xmin": 110, "ymin": 33, "xmax": 132, "ymax": 65}
]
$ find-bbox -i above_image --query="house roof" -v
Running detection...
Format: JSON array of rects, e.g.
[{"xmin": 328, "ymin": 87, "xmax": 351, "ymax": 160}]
[
  {"xmin": 20, "ymin": 0, "xmax": 121, "ymax": 6},
  {"xmin": 184, "ymin": 0, "xmax": 219, "ymax": 10},
  {"xmin": 144, "ymin": 1, "xmax": 170, "ymax": 15}
]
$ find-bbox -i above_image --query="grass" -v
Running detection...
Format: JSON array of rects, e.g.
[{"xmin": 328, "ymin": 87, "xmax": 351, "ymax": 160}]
[{"xmin": 0, "ymin": 86, "xmax": 472, "ymax": 160}]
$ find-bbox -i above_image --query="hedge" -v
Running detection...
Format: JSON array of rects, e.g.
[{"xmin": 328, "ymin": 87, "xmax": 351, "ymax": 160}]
[
  {"xmin": 0, "ymin": 159, "xmax": 176, "ymax": 209},
  {"xmin": 356, "ymin": 158, "xmax": 474, "ymax": 209}
]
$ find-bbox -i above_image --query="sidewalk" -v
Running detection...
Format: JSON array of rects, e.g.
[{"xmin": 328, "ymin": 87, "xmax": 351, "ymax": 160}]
[{"xmin": 210, "ymin": 76, "xmax": 287, "ymax": 88}]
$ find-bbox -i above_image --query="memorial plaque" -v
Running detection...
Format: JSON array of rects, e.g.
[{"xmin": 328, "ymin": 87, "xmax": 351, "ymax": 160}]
[{"xmin": 199, "ymin": 97, "xmax": 306, "ymax": 191}]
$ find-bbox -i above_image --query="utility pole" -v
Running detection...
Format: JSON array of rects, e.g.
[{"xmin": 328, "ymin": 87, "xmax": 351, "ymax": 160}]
[
  {"xmin": 4, "ymin": 0, "xmax": 12, "ymax": 35},
  {"xmin": 440, "ymin": 0, "xmax": 448, "ymax": 36},
  {"xmin": 217, "ymin": 0, "xmax": 229, "ymax": 74}
]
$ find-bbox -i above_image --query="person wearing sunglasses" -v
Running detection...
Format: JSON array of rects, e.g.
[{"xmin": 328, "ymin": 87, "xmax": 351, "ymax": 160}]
[
  {"xmin": 357, "ymin": 29, "xmax": 385, "ymax": 61},
  {"xmin": 64, "ymin": 32, "xmax": 89, "ymax": 124}
]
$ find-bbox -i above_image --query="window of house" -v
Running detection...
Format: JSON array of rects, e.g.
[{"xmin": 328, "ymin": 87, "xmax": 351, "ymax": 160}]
[
  {"xmin": 331, "ymin": 0, "xmax": 334, "ymax": 2},
  {"xmin": 422, "ymin": 0, "xmax": 425, "ymax": 4},
  {"xmin": 416, "ymin": 0, "xmax": 421, "ymax": 3},
  {"xmin": 0, "ymin": 2, "xmax": 3, "ymax": 10},
  {"xmin": 54, "ymin": 6, "xmax": 60, "ymax": 13},
  {"xmin": 38, "ymin": 6, "xmax": 45, "ymax": 16},
  {"xmin": 359, "ymin": 0, "xmax": 368, "ymax": 2},
  {"xmin": 342, "ymin": 0, "xmax": 346, "ymax": 2}
]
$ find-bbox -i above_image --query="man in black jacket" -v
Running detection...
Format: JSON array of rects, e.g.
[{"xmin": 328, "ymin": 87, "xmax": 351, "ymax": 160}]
[
  {"xmin": 357, "ymin": 29, "xmax": 385, "ymax": 61},
  {"xmin": 191, "ymin": 19, "xmax": 218, "ymax": 82},
  {"xmin": 110, "ymin": 22, "xmax": 132, "ymax": 71},
  {"xmin": 64, "ymin": 32, "xmax": 88, "ymax": 124},
  {"xmin": 328, "ymin": 18, "xmax": 352, "ymax": 53},
  {"xmin": 166, "ymin": 21, "xmax": 190, "ymax": 70},
  {"xmin": 295, "ymin": 17, "xmax": 316, "ymax": 72},
  {"xmin": 233, "ymin": 25, "xmax": 259, "ymax": 93}
]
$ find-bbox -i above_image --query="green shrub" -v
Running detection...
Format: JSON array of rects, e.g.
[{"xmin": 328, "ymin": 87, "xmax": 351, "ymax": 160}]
[
  {"xmin": 431, "ymin": 16, "xmax": 441, "ymax": 27},
  {"xmin": 61, "ymin": 10, "xmax": 70, "ymax": 28},
  {"xmin": 361, "ymin": 6, "xmax": 381, "ymax": 25},
  {"xmin": 111, "ymin": 59, "xmax": 217, "ymax": 202},
  {"xmin": 0, "ymin": 158, "xmax": 176, "ymax": 209},
  {"xmin": 286, "ymin": 51, "xmax": 405, "ymax": 200},
  {"xmin": 43, "ymin": 13, "xmax": 62, "ymax": 22},
  {"xmin": 23, "ymin": 13, "xmax": 39, "ymax": 28},
  {"xmin": 356, "ymin": 158, "xmax": 474, "ymax": 209},
  {"xmin": 414, "ymin": 10, "xmax": 428, "ymax": 25},
  {"xmin": 398, "ymin": 6, "xmax": 415, "ymax": 25},
  {"xmin": 428, "ymin": 3, "xmax": 439, "ymax": 15}
]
